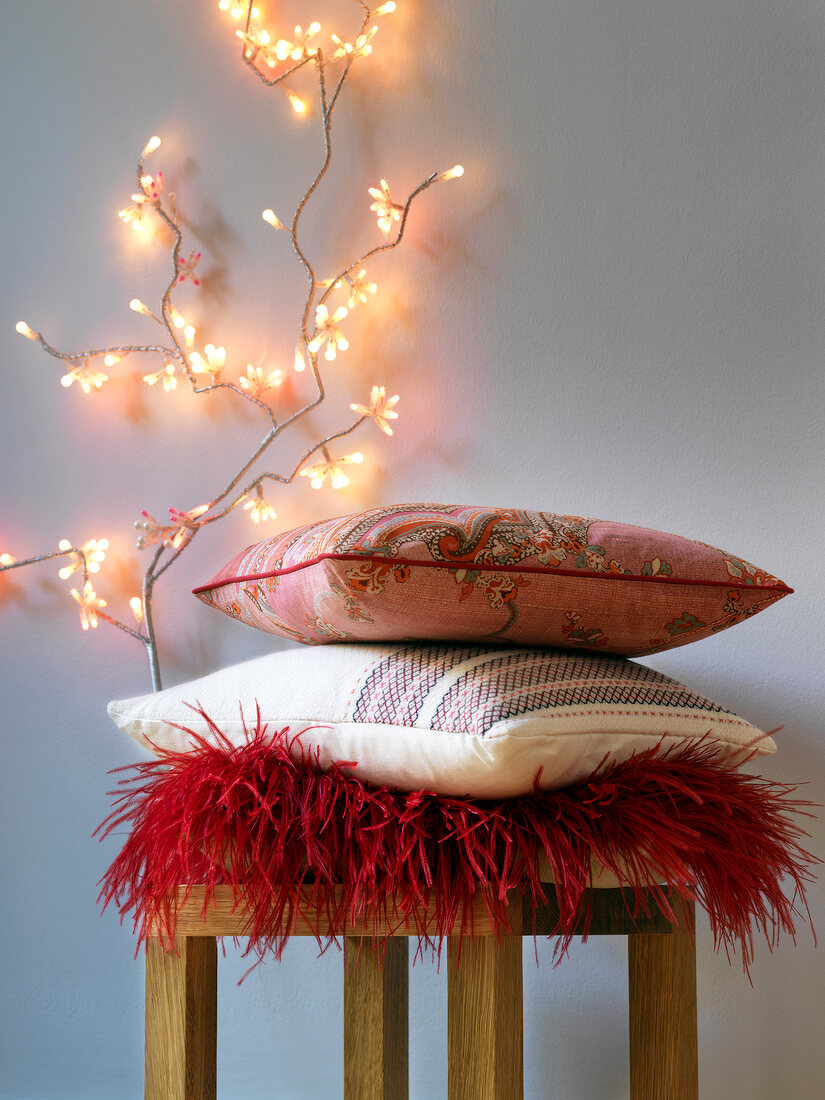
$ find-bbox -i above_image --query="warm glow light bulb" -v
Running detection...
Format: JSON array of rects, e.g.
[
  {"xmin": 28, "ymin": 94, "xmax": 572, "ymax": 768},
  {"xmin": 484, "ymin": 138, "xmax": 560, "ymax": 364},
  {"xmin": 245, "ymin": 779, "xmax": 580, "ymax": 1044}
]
[
  {"xmin": 375, "ymin": 1, "xmax": 396, "ymax": 13},
  {"xmin": 242, "ymin": 487, "xmax": 277, "ymax": 524},
  {"xmin": 57, "ymin": 537, "xmax": 108, "ymax": 579},
  {"xmin": 141, "ymin": 135, "xmax": 161, "ymax": 158},
  {"xmin": 184, "ymin": 325, "xmax": 196, "ymax": 349},
  {"xmin": 218, "ymin": 0, "xmax": 230, "ymax": 9},
  {"xmin": 294, "ymin": 346, "xmax": 306, "ymax": 373},
  {"xmin": 59, "ymin": 362, "xmax": 109, "ymax": 392},
  {"xmin": 130, "ymin": 298, "xmax": 151, "ymax": 315},
  {"xmin": 16, "ymin": 321, "xmax": 37, "ymax": 341},
  {"xmin": 70, "ymin": 581, "xmax": 107, "ymax": 630},
  {"xmin": 168, "ymin": 304, "xmax": 186, "ymax": 329},
  {"xmin": 286, "ymin": 90, "xmax": 306, "ymax": 114},
  {"xmin": 331, "ymin": 472, "xmax": 350, "ymax": 490},
  {"xmin": 205, "ymin": 344, "xmax": 226, "ymax": 367},
  {"xmin": 103, "ymin": 353, "xmax": 123, "ymax": 367},
  {"xmin": 129, "ymin": 596, "xmax": 145, "ymax": 623},
  {"xmin": 0, "ymin": 554, "xmax": 15, "ymax": 567},
  {"xmin": 350, "ymin": 452, "xmax": 364, "ymax": 464},
  {"xmin": 262, "ymin": 208, "xmax": 285, "ymax": 229},
  {"xmin": 438, "ymin": 164, "xmax": 464, "ymax": 181}
]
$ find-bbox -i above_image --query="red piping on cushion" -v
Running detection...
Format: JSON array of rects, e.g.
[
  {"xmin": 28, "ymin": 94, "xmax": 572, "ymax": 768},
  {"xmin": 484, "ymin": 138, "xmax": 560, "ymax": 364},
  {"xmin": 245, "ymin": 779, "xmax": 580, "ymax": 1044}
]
[
  {"xmin": 96, "ymin": 709, "xmax": 815, "ymax": 977},
  {"xmin": 192, "ymin": 552, "xmax": 793, "ymax": 595}
]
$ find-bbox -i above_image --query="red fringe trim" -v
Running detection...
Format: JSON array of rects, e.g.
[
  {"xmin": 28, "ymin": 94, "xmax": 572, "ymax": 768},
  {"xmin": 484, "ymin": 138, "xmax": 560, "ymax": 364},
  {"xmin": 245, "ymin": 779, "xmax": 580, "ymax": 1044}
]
[{"xmin": 96, "ymin": 709, "xmax": 817, "ymax": 974}]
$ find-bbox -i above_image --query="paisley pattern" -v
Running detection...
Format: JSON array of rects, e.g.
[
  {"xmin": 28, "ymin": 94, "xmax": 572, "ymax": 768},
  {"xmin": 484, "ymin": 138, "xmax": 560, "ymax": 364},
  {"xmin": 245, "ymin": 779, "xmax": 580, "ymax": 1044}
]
[{"xmin": 194, "ymin": 503, "xmax": 791, "ymax": 657}]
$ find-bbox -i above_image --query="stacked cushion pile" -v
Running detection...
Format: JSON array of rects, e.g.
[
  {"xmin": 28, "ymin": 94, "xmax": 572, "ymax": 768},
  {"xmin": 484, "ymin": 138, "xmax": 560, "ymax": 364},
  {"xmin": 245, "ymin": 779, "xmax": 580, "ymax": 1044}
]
[{"xmin": 103, "ymin": 503, "xmax": 812, "ymax": 967}]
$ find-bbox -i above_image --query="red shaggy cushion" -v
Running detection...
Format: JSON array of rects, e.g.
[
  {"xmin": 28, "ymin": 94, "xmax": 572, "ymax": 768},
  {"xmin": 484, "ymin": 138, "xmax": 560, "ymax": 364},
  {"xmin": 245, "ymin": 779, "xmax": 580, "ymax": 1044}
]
[
  {"xmin": 97, "ymin": 718, "xmax": 815, "ymax": 974},
  {"xmin": 194, "ymin": 503, "xmax": 791, "ymax": 656}
]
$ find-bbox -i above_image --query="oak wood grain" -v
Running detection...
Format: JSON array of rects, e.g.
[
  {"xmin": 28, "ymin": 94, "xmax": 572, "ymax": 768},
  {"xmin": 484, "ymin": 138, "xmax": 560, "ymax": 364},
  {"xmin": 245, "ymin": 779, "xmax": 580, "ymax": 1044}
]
[
  {"xmin": 344, "ymin": 937, "xmax": 408, "ymax": 1100},
  {"xmin": 165, "ymin": 884, "xmax": 678, "ymax": 939},
  {"xmin": 528, "ymin": 887, "xmax": 678, "ymax": 937},
  {"xmin": 145, "ymin": 935, "xmax": 217, "ymax": 1100},
  {"xmin": 168, "ymin": 885, "xmax": 514, "ymax": 938},
  {"xmin": 447, "ymin": 896, "xmax": 523, "ymax": 1100},
  {"xmin": 628, "ymin": 898, "xmax": 698, "ymax": 1100}
]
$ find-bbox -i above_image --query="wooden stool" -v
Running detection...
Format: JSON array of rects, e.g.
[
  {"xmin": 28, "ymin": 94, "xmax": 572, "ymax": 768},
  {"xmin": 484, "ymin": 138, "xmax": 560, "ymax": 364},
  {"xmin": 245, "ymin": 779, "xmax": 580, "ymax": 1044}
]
[{"xmin": 144, "ymin": 884, "xmax": 697, "ymax": 1100}]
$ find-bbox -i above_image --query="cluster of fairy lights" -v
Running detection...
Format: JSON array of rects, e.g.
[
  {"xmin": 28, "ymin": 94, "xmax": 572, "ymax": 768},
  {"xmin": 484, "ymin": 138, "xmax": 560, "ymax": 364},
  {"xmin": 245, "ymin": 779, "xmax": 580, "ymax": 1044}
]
[{"xmin": 1, "ymin": 0, "xmax": 463, "ymax": 690}]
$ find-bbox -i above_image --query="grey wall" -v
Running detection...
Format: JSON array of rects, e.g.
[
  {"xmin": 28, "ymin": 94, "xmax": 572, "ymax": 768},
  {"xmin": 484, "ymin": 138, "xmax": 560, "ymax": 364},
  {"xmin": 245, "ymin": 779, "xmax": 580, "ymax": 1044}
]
[{"xmin": 1, "ymin": 1, "xmax": 823, "ymax": 1097}]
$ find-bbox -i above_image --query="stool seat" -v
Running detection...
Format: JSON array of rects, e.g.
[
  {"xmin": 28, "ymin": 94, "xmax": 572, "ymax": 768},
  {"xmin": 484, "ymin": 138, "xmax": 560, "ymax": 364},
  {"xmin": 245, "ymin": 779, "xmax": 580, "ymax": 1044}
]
[{"xmin": 145, "ymin": 883, "xmax": 697, "ymax": 1100}]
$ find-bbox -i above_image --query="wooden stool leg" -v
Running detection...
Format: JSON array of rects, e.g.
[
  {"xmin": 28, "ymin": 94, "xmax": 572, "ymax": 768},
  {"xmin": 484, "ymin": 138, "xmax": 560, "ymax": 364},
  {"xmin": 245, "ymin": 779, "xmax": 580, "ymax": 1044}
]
[
  {"xmin": 447, "ymin": 900, "xmax": 523, "ymax": 1100},
  {"xmin": 344, "ymin": 936, "xmax": 409, "ymax": 1100},
  {"xmin": 628, "ymin": 900, "xmax": 698, "ymax": 1100},
  {"xmin": 145, "ymin": 935, "xmax": 217, "ymax": 1100}
]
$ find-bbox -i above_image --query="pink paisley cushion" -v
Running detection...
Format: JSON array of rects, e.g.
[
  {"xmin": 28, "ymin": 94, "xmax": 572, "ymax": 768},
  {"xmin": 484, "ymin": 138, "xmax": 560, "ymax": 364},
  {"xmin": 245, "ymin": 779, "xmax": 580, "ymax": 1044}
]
[{"xmin": 192, "ymin": 503, "xmax": 792, "ymax": 657}]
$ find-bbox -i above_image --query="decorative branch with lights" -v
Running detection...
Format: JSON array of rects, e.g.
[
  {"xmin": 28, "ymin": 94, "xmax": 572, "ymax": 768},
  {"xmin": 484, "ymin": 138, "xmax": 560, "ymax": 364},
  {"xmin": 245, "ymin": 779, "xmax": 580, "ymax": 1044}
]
[{"xmin": 2, "ymin": 0, "xmax": 463, "ymax": 691}]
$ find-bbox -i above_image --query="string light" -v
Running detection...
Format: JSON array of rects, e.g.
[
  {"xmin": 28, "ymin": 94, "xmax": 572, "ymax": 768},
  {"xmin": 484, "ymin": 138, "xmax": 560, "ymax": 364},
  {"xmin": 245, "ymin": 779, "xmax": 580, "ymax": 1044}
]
[
  {"xmin": 262, "ymin": 208, "xmax": 286, "ymax": 230},
  {"xmin": 143, "ymin": 363, "xmax": 177, "ymax": 391},
  {"xmin": 286, "ymin": 89, "xmax": 307, "ymax": 114},
  {"xmin": 351, "ymin": 386, "xmax": 400, "ymax": 435},
  {"xmin": 119, "ymin": 168, "xmax": 165, "ymax": 231},
  {"xmin": 176, "ymin": 249, "xmax": 201, "ymax": 285},
  {"xmin": 141, "ymin": 135, "xmax": 161, "ymax": 159},
  {"xmin": 118, "ymin": 201, "xmax": 148, "ymax": 232},
  {"xmin": 135, "ymin": 511, "xmax": 179, "ymax": 552},
  {"xmin": 140, "ymin": 173, "xmax": 164, "ymax": 202},
  {"xmin": 226, "ymin": 3, "xmax": 254, "ymax": 20},
  {"xmin": 239, "ymin": 364, "xmax": 283, "ymax": 396},
  {"xmin": 117, "ymin": 141, "xmax": 163, "ymax": 232},
  {"xmin": 57, "ymin": 538, "xmax": 108, "ymax": 580},
  {"xmin": 319, "ymin": 270, "xmax": 378, "ymax": 308},
  {"xmin": 330, "ymin": 35, "xmax": 353, "ymax": 60},
  {"xmin": 307, "ymin": 304, "xmax": 349, "ymax": 360},
  {"xmin": 60, "ymin": 360, "xmax": 109, "ymax": 393},
  {"xmin": 236, "ymin": 27, "xmax": 274, "ymax": 64},
  {"xmin": 190, "ymin": 344, "xmax": 226, "ymax": 379},
  {"xmin": 352, "ymin": 27, "xmax": 378, "ymax": 58},
  {"xmin": 70, "ymin": 581, "xmax": 107, "ymax": 631},
  {"xmin": 8, "ymin": 5, "xmax": 463, "ymax": 687},
  {"xmin": 242, "ymin": 484, "xmax": 277, "ymax": 524},
  {"xmin": 130, "ymin": 298, "xmax": 154, "ymax": 317},
  {"xmin": 369, "ymin": 179, "xmax": 404, "ymax": 235},
  {"xmin": 345, "ymin": 270, "xmax": 377, "ymax": 308},
  {"xmin": 168, "ymin": 504, "xmax": 209, "ymax": 527},
  {"xmin": 300, "ymin": 450, "xmax": 364, "ymax": 490},
  {"xmin": 274, "ymin": 23, "xmax": 322, "ymax": 63},
  {"xmin": 437, "ymin": 164, "xmax": 465, "ymax": 182}
]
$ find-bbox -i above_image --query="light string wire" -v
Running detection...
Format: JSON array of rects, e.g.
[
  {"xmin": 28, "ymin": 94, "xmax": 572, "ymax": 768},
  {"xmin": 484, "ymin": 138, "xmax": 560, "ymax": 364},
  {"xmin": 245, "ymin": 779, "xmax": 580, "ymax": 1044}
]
[{"xmin": 2, "ymin": 0, "xmax": 463, "ymax": 691}]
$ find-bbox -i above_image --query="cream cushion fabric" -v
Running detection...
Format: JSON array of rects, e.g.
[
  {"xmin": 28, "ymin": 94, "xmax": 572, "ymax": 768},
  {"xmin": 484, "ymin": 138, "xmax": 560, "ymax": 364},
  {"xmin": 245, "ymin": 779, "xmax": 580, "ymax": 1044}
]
[{"xmin": 107, "ymin": 643, "xmax": 773, "ymax": 798}]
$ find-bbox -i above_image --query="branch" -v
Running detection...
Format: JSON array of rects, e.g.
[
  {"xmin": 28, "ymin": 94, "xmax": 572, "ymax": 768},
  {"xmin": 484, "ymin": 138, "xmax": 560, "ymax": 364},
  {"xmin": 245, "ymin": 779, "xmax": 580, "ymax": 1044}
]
[{"xmin": 8, "ymin": 2, "xmax": 460, "ymax": 690}]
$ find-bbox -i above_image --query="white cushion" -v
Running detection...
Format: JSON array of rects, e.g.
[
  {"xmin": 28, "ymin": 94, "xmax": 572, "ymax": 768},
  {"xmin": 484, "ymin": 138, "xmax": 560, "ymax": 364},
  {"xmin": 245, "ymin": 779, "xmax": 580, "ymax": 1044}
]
[{"xmin": 107, "ymin": 643, "xmax": 774, "ymax": 798}]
